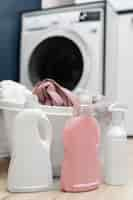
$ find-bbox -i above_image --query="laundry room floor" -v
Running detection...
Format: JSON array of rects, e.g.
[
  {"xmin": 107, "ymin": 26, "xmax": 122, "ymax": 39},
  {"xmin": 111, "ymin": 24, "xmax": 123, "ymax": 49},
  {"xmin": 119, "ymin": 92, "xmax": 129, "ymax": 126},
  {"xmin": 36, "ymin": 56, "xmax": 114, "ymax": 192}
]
[{"xmin": 0, "ymin": 139, "xmax": 133, "ymax": 200}]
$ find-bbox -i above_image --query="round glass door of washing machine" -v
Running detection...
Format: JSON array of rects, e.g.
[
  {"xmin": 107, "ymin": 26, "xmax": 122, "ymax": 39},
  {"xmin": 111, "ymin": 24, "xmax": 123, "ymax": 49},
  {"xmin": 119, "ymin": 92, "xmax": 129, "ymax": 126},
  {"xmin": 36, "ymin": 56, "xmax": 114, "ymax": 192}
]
[{"xmin": 28, "ymin": 36, "xmax": 84, "ymax": 91}]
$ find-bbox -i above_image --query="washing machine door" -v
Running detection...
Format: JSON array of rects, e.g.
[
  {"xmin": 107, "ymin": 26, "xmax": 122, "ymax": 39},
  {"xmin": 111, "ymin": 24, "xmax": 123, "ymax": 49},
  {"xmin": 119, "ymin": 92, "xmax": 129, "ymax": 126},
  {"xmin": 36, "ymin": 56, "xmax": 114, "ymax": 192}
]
[{"xmin": 28, "ymin": 29, "xmax": 90, "ymax": 92}]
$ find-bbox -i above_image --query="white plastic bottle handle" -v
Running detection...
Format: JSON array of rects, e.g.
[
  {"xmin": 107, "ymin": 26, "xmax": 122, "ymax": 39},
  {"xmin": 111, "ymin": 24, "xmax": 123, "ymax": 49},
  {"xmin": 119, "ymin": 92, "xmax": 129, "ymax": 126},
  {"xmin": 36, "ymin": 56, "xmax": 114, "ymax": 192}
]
[{"xmin": 38, "ymin": 113, "xmax": 52, "ymax": 147}]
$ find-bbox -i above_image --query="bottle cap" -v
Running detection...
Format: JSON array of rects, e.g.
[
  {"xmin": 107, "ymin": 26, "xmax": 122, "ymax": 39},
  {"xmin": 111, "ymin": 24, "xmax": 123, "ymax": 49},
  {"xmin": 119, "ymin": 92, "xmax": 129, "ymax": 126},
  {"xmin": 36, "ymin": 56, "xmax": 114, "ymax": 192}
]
[{"xmin": 73, "ymin": 104, "xmax": 95, "ymax": 117}]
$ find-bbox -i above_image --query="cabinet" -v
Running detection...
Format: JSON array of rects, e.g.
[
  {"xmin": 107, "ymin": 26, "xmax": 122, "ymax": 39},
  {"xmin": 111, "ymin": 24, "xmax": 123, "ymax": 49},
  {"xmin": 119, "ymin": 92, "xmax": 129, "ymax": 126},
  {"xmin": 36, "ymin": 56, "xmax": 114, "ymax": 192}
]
[
  {"xmin": 117, "ymin": 14, "xmax": 133, "ymax": 134},
  {"xmin": 106, "ymin": 4, "xmax": 133, "ymax": 135},
  {"xmin": 0, "ymin": 1, "xmax": 40, "ymax": 81}
]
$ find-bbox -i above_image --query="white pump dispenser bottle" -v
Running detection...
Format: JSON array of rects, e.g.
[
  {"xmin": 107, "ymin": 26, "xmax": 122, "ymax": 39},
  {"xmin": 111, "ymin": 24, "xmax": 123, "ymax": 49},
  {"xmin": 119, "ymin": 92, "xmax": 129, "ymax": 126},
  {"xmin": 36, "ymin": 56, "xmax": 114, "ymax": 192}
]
[{"xmin": 104, "ymin": 104, "xmax": 128, "ymax": 186}]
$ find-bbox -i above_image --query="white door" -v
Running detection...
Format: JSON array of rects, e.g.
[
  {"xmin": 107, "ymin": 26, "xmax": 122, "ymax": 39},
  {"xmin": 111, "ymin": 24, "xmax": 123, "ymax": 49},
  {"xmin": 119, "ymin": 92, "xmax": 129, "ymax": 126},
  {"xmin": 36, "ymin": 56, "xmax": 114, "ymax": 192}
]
[{"xmin": 117, "ymin": 14, "xmax": 133, "ymax": 135}]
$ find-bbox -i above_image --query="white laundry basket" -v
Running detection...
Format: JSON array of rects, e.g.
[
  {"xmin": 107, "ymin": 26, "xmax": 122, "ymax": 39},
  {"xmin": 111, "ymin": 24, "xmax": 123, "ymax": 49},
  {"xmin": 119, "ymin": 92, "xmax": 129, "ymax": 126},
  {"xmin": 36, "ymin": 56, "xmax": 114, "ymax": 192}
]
[
  {"xmin": 40, "ymin": 106, "xmax": 73, "ymax": 177},
  {"xmin": 0, "ymin": 102, "xmax": 73, "ymax": 177},
  {"xmin": 41, "ymin": 0, "xmax": 74, "ymax": 9}
]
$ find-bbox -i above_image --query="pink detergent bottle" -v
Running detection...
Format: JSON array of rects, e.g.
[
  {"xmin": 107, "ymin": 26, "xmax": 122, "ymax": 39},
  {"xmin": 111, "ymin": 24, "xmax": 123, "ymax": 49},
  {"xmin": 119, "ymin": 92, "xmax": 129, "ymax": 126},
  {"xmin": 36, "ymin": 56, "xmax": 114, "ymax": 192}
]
[{"xmin": 61, "ymin": 105, "xmax": 101, "ymax": 192}]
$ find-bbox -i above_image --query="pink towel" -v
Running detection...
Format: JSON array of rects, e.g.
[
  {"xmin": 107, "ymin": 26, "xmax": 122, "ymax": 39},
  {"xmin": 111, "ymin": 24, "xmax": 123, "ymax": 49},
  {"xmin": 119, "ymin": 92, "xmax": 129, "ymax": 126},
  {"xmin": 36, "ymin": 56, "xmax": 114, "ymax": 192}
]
[{"xmin": 32, "ymin": 79, "xmax": 80, "ymax": 107}]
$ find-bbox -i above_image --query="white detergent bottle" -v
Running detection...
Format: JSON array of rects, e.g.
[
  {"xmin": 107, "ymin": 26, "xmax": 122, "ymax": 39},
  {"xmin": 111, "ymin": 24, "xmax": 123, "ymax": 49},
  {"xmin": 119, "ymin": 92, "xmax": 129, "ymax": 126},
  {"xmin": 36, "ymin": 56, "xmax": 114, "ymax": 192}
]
[
  {"xmin": 8, "ymin": 109, "xmax": 53, "ymax": 193},
  {"xmin": 104, "ymin": 104, "xmax": 128, "ymax": 186}
]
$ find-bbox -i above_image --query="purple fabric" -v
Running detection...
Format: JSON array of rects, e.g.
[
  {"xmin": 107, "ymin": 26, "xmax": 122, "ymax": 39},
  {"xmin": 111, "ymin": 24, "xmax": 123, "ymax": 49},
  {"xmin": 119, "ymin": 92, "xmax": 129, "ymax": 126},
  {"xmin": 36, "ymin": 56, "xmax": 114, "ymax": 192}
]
[{"xmin": 32, "ymin": 79, "xmax": 80, "ymax": 107}]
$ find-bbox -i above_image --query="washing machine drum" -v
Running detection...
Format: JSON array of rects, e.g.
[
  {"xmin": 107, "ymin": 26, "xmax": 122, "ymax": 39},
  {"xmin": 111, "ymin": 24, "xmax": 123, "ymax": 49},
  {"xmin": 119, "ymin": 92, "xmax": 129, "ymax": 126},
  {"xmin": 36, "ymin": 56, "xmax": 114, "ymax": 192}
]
[{"xmin": 29, "ymin": 36, "xmax": 84, "ymax": 91}]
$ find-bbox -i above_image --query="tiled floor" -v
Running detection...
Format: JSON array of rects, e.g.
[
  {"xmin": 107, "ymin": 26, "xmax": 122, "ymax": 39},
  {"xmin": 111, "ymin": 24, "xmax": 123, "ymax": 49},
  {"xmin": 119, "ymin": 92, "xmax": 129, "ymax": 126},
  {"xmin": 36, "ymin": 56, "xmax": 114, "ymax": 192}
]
[{"xmin": 0, "ymin": 139, "xmax": 133, "ymax": 200}]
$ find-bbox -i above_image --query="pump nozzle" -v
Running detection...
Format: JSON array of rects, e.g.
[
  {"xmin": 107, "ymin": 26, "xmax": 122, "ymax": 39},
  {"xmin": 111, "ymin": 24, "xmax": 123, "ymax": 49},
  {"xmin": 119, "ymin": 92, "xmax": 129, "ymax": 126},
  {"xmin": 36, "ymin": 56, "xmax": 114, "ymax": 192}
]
[{"xmin": 108, "ymin": 104, "xmax": 128, "ymax": 113}]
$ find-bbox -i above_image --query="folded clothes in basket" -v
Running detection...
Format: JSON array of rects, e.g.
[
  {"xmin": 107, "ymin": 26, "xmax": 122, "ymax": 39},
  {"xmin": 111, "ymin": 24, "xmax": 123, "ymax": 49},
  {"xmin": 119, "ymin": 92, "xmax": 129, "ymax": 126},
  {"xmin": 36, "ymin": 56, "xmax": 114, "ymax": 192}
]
[
  {"xmin": 32, "ymin": 79, "xmax": 80, "ymax": 107},
  {"xmin": 0, "ymin": 80, "xmax": 32, "ymax": 105}
]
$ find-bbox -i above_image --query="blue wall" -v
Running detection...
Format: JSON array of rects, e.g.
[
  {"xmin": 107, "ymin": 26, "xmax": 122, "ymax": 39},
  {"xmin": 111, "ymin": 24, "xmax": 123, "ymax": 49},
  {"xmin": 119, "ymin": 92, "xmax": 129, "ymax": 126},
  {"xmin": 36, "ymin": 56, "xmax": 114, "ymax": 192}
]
[{"xmin": 0, "ymin": 1, "xmax": 41, "ymax": 81}]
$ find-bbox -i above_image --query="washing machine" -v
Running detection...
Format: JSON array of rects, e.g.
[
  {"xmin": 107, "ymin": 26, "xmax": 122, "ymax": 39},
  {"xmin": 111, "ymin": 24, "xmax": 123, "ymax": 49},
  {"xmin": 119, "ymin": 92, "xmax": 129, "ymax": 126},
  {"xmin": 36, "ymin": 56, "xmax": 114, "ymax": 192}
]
[{"xmin": 20, "ymin": 2, "xmax": 105, "ymax": 95}]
